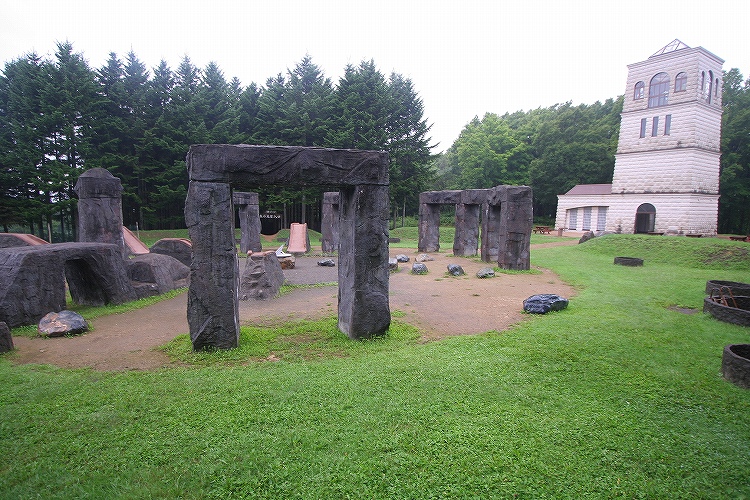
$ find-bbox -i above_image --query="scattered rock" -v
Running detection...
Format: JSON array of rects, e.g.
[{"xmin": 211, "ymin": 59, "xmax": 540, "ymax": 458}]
[
  {"xmin": 0, "ymin": 321, "xmax": 13, "ymax": 353},
  {"xmin": 317, "ymin": 258, "xmax": 336, "ymax": 267},
  {"xmin": 523, "ymin": 294, "xmax": 569, "ymax": 314},
  {"xmin": 476, "ymin": 267, "xmax": 495, "ymax": 279},
  {"xmin": 278, "ymin": 255, "xmax": 296, "ymax": 270},
  {"xmin": 38, "ymin": 311, "xmax": 88, "ymax": 337},
  {"xmin": 411, "ymin": 263, "xmax": 429, "ymax": 275},
  {"xmin": 388, "ymin": 258, "xmax": 399, "ymax": 273},
  {"xmin": 395, "ymin": 254, "xmax": 410, "ymax": 263},
  {"xmin": 579, "ymin": 231, "xmax": 596, "ymax": 244},
  {"xmin": 416, "ymin": 254, "xmax": 434, "ymax": 263},
  {"xmin": 149, "ymin": 238, "xmax": 193, "ymax": 267},
  {"xmin": 240, "ymin": 252, "xmax": 284, "ymax": 300},
  {"xmin": 447, "ymin": 264, "xmax": 465, "ymax": 276}
]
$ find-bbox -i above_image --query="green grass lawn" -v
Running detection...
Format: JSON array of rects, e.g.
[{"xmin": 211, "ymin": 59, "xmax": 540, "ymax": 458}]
[{"xmin": 2, "ymin": 235, "xmax": 749, "ymax": 498}]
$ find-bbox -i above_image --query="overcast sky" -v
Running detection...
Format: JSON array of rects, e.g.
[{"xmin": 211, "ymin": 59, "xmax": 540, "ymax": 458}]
[{"xmin": 2, "ymin": 0, "xmax": 748, "ymax": 152}]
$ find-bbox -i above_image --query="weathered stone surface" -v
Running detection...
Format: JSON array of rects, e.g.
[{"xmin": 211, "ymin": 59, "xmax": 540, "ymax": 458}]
[
  {"xmin": 126, "ymin": 253, "xmax": 190, "ymax": 299},
  {"xmin": 187, "ymin": 145, "xmax": 389, "ymax": 187},
  {"xmin": 317, "ymin": 258, "xmax": 336, "ymax": 267},
  {"xmin": 476, "ymin": 267, "xmax": 495, "ymax": 279},
  {"xmin": 233, "ymin": 191, "xmax": 262, "ymax": 254},
  {"xmin": 395, "ymin": 254, "xmax": 410, "ymax": 263},
  {"xmin": 0, "ymin": 243, "xmax": 137, "ymax": 328},
  {"xmin": 337, "ymin": 184, "xmax": 391, "ymax": 339},
  {"xmin": 38, "ymin": 310, "xmax": 88, "ymax": 337},
  {"xmin": 523, "ymin": 294, "xmax": 569, "ymax": 314},
  {"xmin": 149, "ymin": 238, "xmax": 193, "ymax": 267},
  {"xmin": 185, "ymin": 180, "xmax": 239, "ymax": 350},
  {"xmin": 447, "ymin": 264, "xmax": 465, "ymax": 276},
  {"xmin": 185, "ymin": 145, "xmax": 391, "ymax": 347},
  {"xmin": 411, "ymin": 263, "xmax": 429, "ymax": 275},
  {"xmin": 240, "ymin": 252, "xmax": 284, "ymax": 300},
  {"xmin": 321, "ymin": 192, "xmax": 340, "ymax": 253},
  {"xmin": 0, "ymin": 321, "xmax": 13, "ymax": 353},
  {"xmin": 416, "ymin": 254, "xmax": 434, "ymax": 262},
  {"xmin": 485, "ymin": 185, "xmax": 533, "ymax": 270},
  {"xmin": 74, "ymin": 168, "xmax": 127, "ymax": 258},
  {"xmin": 0, "ymin": 233, "xmax": 48, "ymax": 248}
]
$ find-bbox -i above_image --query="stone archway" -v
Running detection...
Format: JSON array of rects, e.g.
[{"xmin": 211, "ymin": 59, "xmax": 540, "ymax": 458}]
[
  {"xmin": 185, "ymin": 145, "xmax": 391, "ymax": 350},
  {"xmin": 635, "ymin": 203, "xmax": 656, "ymax": 233}
]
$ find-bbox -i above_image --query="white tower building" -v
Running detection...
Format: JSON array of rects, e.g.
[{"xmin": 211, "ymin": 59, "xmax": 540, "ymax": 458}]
[{"xmin": 555, "ymin": 40, "xmax": 723, "ymax": 235}]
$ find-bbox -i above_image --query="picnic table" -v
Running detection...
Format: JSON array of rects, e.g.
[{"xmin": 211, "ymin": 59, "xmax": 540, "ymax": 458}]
[{"xmin": 534, "ymin": 225, "xmax": 551, "ymax": 234}]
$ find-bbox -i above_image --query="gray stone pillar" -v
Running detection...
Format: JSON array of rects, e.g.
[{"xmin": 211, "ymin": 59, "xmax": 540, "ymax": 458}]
[
  {"xmin": 481, "ymin": 202, "xmax": 502, "ymax": 263},
  {"xmin": 233, "ymin": 191, "xmax": 262, "ymax": 254},
  {"xmin": 453, "ymin": 189, "xmax": 489, "ymax": 257},
  {"xmin": 185, "ymin": 181, "xmax": 239, "ymax": 350},
  {"xmin": 74, "ymin": 168, "xmax": 125, "ymax": 258},
  {"xmin": 321, "ymin": 191, "xmax": 340, "ymax": 253},
  {"xmin": 338, "ymin": 185, "xmax": 391, "ymax": 339},
  {"xmin": 494, "ymin": 185, "xmax": 533, "ymax": 270}
]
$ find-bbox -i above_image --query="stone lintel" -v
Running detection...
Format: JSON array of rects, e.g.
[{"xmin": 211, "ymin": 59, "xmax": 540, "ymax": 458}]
[
  {"xmin": 419, "ymin": 190, "xmax": 462, "ymax": 205},
  {"xmin": 232, "ymin": 191, "xmax": 259, "ymax": 205},
  {"xmin": 187, "ymin": 145, "xmax": 389, "ymax": 187},
  {"xmin": 461, "ymin": 189, "xmax": 491, "ymax": 205}
]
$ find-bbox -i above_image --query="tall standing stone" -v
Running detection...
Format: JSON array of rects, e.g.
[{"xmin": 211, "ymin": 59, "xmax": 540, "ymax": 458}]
[
  {"xmin": 233, "ymin": 191, "xmax": 262, "ymax": 254},
  {"xmin": 74, "ymin": 168, "xmax": 126, "ymax": 258},
  {"xmin": 321, "ymin": 191, "xmax": 340, "ymax": 253}
]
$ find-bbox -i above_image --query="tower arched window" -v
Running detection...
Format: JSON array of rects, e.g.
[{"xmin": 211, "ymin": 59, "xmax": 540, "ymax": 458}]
[
  {"xmin": 634, "ymin": 81, "xmax": 645, "ymax": 100},
  {"xmin": 674, "ymin": 72, "xmax": 687, "ymax": 92},
  {"xmin": 648, "ymin": 72, "xmax": 669, "ymax": 108},
  {"xmin": 707, "ymin": 71, "xmax": 714, "ymax": 104}
]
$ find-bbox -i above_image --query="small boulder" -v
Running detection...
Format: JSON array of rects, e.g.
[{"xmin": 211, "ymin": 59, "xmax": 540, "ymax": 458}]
[
  {"xmin": 0, "ymin": 321, "xmax": 13, "ymax": 353},
  {"xmin": 388, "ymin": 258, "xmax": 399, "ymax": 273},
  {"xmin": 476, "ymin": 267, "xmax": 495, "ymax": 279},
  {"xmin": 523, "ymin": 294, "xmax": 569, "ymax": 314},
  {"xmin": 240, "ymin": 252, "xmax": 284, "ymax": 300},
  {"xmin": 411, "ymin": 262, "xmax": 429, "ymax": 275},
  {"xmin": 395, "ymin": 254, "xmax": 410, "ymax": 263},
  {"xmin": 416, "ymin": 254, "xmax": 435, "ymax": 263},
  {"xmin": 579, "ymin": 231, "xmax": 596, "ymax": 244},
  {"xmin": 38, "ymin": 311, "xmax": 88, "ymax": 337},
  {"xmin": 278, "ymin": 255, "xmax": 295, "ymax": 270},
  {"xmin": 317, "ymin": 258, "xmax": 336, "ymax": 267},
  {"xmin": 447, "ymin": 264, "xmax": 465, "ymax": 276}
]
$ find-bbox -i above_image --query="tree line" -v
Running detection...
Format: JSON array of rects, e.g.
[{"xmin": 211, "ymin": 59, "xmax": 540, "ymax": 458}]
[
  {"xmin": 0, "ymin": 42, "xmax": 433, "ymax": 239},
  {"xmin": 2, "ymin": 41, "xmax": 749, "ymax": 238}
]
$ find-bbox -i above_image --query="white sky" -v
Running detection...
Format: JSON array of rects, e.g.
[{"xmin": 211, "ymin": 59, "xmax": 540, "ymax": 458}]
[{"xmin": 2, "ymin": 0, "xmax": 748, "ymax": 152}]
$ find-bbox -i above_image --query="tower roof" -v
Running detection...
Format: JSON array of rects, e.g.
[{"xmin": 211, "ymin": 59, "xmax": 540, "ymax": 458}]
[{"xmin": 650, "ymin": 39, "xmax": 690, "ymax": 58}]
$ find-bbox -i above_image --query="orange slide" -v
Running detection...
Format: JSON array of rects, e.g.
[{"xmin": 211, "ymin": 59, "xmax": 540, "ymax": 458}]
[{"xmin": 286, "ymin": 222, "xmax": 309, "ymax": 254}]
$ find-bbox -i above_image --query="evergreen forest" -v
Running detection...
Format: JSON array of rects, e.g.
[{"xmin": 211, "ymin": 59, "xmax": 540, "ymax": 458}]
[{"xmin": 2, "ymin": 42, "xmax": 749, "ymax": 239}]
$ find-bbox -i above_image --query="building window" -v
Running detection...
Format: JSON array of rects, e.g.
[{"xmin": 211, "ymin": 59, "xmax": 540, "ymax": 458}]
[
  {"xmin": 596, "ymin": 207, "xmax": 607, "ymax": 231},
  {"xmin": 674, "ymin": 72, "xmax": 687, "ymax": 92},
  {"xmin": 652, "ymin": 116, "xmax": 659, "ymax": 137},
  {"xmin": 582, "ymin": 207, "xmax": 592, "ymax": 231},
  {"xmin": 640, "ymin": 118, "xmax": 647, "ymax": 138},
  {"xmin": 568, "ymin": 209, "xmax": 578, "ymax": 230},
  {"xmin": 701, "ymin": 71, "xmax": 706, "ymax": 93},
  {"xmin": 634, "ymin": 81, "xmax": 645, "ymax": 100},
  {"xmin": 664, "ymin": 114, "xmax": 671, "ymax": 135},
  {"xmin": 715, "ymin": 78, "xmax": 720, "ymax": 98},
  {"xmin": 708, "ymin": 71, "xmax": 714, "ymax": 104},
  {"xmin": 648, "ymin": 72, "xmax": 669, "ymax": 108}
]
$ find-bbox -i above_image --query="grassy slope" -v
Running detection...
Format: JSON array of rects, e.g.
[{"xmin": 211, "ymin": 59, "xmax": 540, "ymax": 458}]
[{"xmin": 1, "ymin": 235, "xmax": 749, "ymax": 498}]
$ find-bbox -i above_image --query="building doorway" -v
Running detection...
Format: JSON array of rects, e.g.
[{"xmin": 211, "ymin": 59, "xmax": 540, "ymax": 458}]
[{"xmin": 635, "ymin": 203, "xmax": 656, "ymax": 233}]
